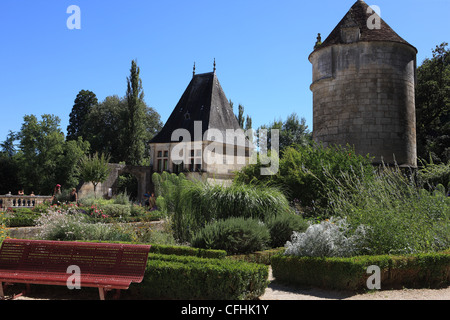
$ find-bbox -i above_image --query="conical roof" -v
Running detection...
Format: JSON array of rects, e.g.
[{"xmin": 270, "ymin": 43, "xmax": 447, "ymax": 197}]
[
  {"xmin": 313, "ymin": 0, "xmax": 417, "ymax": 53},
  {"xmin": 150, "ymin": 72, "xmax": 244, "ymax": 145}
]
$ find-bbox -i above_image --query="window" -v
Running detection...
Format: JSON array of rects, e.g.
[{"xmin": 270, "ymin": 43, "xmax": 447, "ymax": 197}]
[
  {"xmin": 189, "ymin": 149, "xmax": 202, "ymax": 172},
  {"xmin": 156, "ymin": 150, "xmax": 169, "ymax": 172}
]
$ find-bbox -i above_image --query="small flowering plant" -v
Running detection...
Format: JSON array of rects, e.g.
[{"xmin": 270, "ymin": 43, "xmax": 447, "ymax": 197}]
[
  {"xmin": 87, "ymin": 205, "xmax": 109, "ymax": 220},
  {"xmin": 0, "ymin": 210, "xmax": 8, "ymax": 242}
]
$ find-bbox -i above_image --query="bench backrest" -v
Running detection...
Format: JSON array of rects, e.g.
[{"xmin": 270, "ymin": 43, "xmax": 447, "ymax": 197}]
[{"xmin": 0, "ymin": 239, "xmax": 151, "ymax": 282}]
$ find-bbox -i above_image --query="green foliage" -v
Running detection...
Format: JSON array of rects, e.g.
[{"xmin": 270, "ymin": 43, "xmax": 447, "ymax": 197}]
[
  {"xmin": 13, "ymin": 114, "xmax": 90, "ymax": 194},
  {"xmin": 271, "ymin": 251, "xmax": 450, "ymax": 291},
  {"xmin": 149, "ymin": 244, "xmax": 226, "ymax": 259},
  {"xmin": 256, "ymin": 112, "xmax": 312, "ymax": 151},
  {"xmin": 3, "ymin": 208, "xmax": 40, "ymax": 227},
  {"xmin": 67, "ymin": 90, "xmax": 98, "ymax": 142},
  {"xmin": 153, "ymin": 172, "xmax": 292, "ymax": 243},
  {"xmin": 327, "ymin": 165, "xmax": 450, "ymax": 255},
  {"xmin": 78, "ymin": 152, "xmax": 111, "ymax": 196},
  {"xmin": 191, "ymin": 217, "xmax": 271, "ymax": 255},
  {"xmin": 125, "ymin": 60, "xmax": 147, "ymax": 165},
  {"xmin": 416, "ymin": 42, "xmax": 450, "ymax": 164},
  {"xmin": 138, "ymin": 253, "xmax": 269, "ymax": 300},
  {"xmin": 265, "ymin": 212, "xmax": 308, "ymax": 248},
  {"xmin": 101, "ymin": 204, "xmax": 131, "ymax": 218},
  {"xmin": 418, "ymin": 160, "xmax": 450, "ymax": 194},
  {"xmin": 235, "ymin": 142, "xmax": 375, "ymax": 217}
]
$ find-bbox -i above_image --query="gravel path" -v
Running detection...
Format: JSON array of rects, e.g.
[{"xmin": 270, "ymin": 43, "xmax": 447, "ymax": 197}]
[
  {"xmin": 4, "ymin": 267, "xmax": 449, "ymax": 300},
  {"xmin": 259, "ymin": 267, "xmax": 450, "ymax": 300}
]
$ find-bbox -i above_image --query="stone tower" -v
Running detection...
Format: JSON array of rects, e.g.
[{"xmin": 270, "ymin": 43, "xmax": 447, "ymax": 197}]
[{"xmin": 309, "ymin": 0, "xmax": 418, "ymax": 167}]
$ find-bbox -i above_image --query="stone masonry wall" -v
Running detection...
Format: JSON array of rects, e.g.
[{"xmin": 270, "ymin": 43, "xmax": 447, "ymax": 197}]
[{"xmin": 310, "ymin": 41, "xmax": 417, "ymax": 166}]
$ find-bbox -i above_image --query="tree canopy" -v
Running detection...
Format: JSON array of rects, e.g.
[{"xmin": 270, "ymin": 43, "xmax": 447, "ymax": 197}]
[{"xmin": 416, "ymin": 42, "xmax": 450, "ymax": 164}]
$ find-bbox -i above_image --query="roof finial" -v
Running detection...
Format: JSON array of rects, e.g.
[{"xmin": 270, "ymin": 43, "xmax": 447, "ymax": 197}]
[
  {"xmin": 213, "ymin": 58, "xmax": 216, "ymax": 73},
  {"xmin": 193, "ymin": 62, "xmax": 196, "ymax": 77},
  {"xmin": 314, "ymin": 33, "xmax": 322, "ymax": 49}
]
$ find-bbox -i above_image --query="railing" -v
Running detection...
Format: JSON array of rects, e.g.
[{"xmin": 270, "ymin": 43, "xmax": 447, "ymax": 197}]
[{"xmin": 0, "ymin": 195, "xmax": 53, "ymax": 209}]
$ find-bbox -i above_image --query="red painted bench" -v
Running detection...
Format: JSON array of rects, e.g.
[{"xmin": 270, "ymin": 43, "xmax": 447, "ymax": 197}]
[{"xmin": 0, "ymin": 239, "xmax": 151, "ymax": 300}]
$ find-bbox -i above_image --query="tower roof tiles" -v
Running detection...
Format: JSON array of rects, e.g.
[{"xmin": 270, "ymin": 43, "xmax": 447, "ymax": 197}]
[{"xmin": 313, "ymin": 0, "xmax": 417, "ymax": 53}]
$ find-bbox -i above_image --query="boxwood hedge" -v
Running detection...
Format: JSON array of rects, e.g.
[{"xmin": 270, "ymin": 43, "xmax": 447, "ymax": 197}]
[
  {"xmin": 271, "ymin": 251, "xmax": 450, "ymax": 291},
  {"xmin": 133, "ymin": 253, "xmax": 269, "ymax": 300}
]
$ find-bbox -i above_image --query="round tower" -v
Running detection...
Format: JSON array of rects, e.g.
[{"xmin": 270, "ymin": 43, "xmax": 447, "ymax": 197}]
[{"xmin": 309, "ymin": 0, "xmax": 417, "ymax": 167}]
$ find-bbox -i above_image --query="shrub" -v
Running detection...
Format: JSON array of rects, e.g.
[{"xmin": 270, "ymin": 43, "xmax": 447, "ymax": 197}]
[
  {"xmin": 130, "ymin": 204, "xmax": 147, "ymax": 217},
  {"xmin": 266, "ymin": 212, "xmax": 308, "ymax": 248},
  {"xmin": 191, "ymin": 217, "xmax": 271, "ymax": 255},
  {"xmin": 327, "ymin": 165, "xmax": 450, "ymax": 254},
  {"xmin": 271, "ymin": 251, "xmax": 450, "ymax": 291},
  {"xmin": 136, "ymin": 253, "xmax": 269, "ymax": 300},
  {"xmin": 101, "ymin": 204, "xmax": 131, "ymax": 218},
  {"xmin": 0, "ymin": 210, "xmax": 7, "ymax": 242},
  {"xmin": 35, "ymin": 211, "xmax": 135, "ymax": 242},
  {"xmin": 284, "ymin": 217, "xmax": 370, "ymax": 258},
  {"xmin": 153, "ymin": 172, "xmax": 292, "ymax": 243},
  {"xmin": 418, "ymin": 160, "xmax": 450, "ymax": 193},
  {"xmin": 112, "ymin": 192, "xmax": 131, "ymax": 205},
  {"xmin": 234, "ymin": 143, "xmax": 375, "ymax": 217}
]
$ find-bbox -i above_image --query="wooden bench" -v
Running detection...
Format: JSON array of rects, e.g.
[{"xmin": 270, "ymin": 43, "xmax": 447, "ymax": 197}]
[{"xmin": 0, "ymin": 239, "xmax": 151, "ymax": 300}]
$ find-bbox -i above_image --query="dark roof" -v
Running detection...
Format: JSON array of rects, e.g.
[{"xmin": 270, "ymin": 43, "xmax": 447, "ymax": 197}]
[
  {"xmin": 150, "ymin": 72, "xmax": 246, "ymax": 146},
  {"xmin": 313, "ymin": 0, "xmax": 417, "ymax": 53}
]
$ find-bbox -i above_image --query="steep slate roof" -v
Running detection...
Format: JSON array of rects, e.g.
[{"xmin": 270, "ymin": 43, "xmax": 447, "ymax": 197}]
[
  {"xmin": 150, "ymin": 72, "xmax": 245, "ymax": 145},
  {"xmin": 313, "ymin": 0, "xmax": 417, "ymax": 53}
]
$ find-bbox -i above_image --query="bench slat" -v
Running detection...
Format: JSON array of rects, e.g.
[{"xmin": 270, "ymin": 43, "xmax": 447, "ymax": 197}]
[{"xmin": 0, "ymin": 239, "xmax": 151, "ymax": 298}]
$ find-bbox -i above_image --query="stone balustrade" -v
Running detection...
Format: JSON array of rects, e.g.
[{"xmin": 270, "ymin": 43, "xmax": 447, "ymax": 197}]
[{"xmin": 0, "ymin": 195, "xmax": 53, "ymax": 209}]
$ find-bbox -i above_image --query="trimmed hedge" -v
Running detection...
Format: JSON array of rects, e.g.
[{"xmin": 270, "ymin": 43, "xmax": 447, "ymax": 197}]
[
  {"xmin": 229, "ymin": 248, "xmax": 284, "ymax": 265},
  {"xmin": 149, "ymin": 243, "xmax": 226, "ymax": 259},
  {"xmin": 271, "ymin": 251, "xmax": 450, "ymax": 291},
  {"xmin": 81, "ymin": 241, "xmax": 227, "ymax": 259},
  {"xmin": 133, "ymin": 253, "xmax": 269, "ymax": 300}
]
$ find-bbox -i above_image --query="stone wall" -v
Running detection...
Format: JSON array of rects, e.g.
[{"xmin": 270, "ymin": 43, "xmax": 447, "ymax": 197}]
[{"xmin": 309, "ymin": 41, "xmax": 417, "ymax": 167}]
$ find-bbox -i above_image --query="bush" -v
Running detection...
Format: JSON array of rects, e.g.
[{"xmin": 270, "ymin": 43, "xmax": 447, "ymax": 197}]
[
  {"xmin": 153, "ymin": 172, "xmax": 292, "ymax": 243},
  {"xmin": 234, "ymin": 143, "xmax": 375, "ymax": 217},
  {"xmin": 266, "ymin": 213, "xmax": 308, "ymax": 248},
  {"xmin": 271, "ymin": 251, "xmax": 450, "ymax": 291},
  {"xmin": 35, "ymin": 211, "xmax": 135, "ymax": 242},
  {"xmin": 101, "ymin": 204, "xmax": 131, "ymax": 218},
  {"xmin": 191, "ymin": 217, "xmax": 271, "ymax": 255},
  {"xmin": 136, "ymin": 253, "xmax": 269, "ymax": 300},
  {"xmin": 284, "ymin": 217, "xmax": 370, "ymax": 258},
  {"xmin": 328, "ymin": 165, "xmax": 450, "ymax": 255},
  {"xmin": 418, "ymin": 160, "xmax": 450, "ymax": 194}
]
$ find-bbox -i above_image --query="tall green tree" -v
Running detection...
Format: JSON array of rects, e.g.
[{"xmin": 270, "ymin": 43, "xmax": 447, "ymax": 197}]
[
  {"xmin": 67, "ymin": 90, "xmax": 98, "ymax": 141},
  {"xmin": 16, "ymin": 114, "xmax": 89, "ymax": 194},
  {"xmin": 416, "ymin": 42, "xmax": 450, "ymax": 164},
  {"xmin": 83, "ymin": 94, "xmax": 162, "ymax": 164},
  {"xmin": 83, "ymin": 95, "xmax": 128, "ymax": 163},
  {"xmin": 0, "ymin": 131, "xmax": 19, "ymax": 194},
  {"xmin": 125, "ymin": 60, "xmax": 147, "ymax": 165}
]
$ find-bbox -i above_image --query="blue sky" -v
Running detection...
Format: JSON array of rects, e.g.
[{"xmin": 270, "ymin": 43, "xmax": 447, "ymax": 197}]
[{"xmin": 0, "ymin": 0, "xmax": 448, "ymax": 143}]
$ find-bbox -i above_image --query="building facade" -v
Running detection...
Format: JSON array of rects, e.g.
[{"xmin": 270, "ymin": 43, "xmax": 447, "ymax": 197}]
[{"xmin": 149, "ymin": 69, "xmax": 251, "ymax": 184}]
